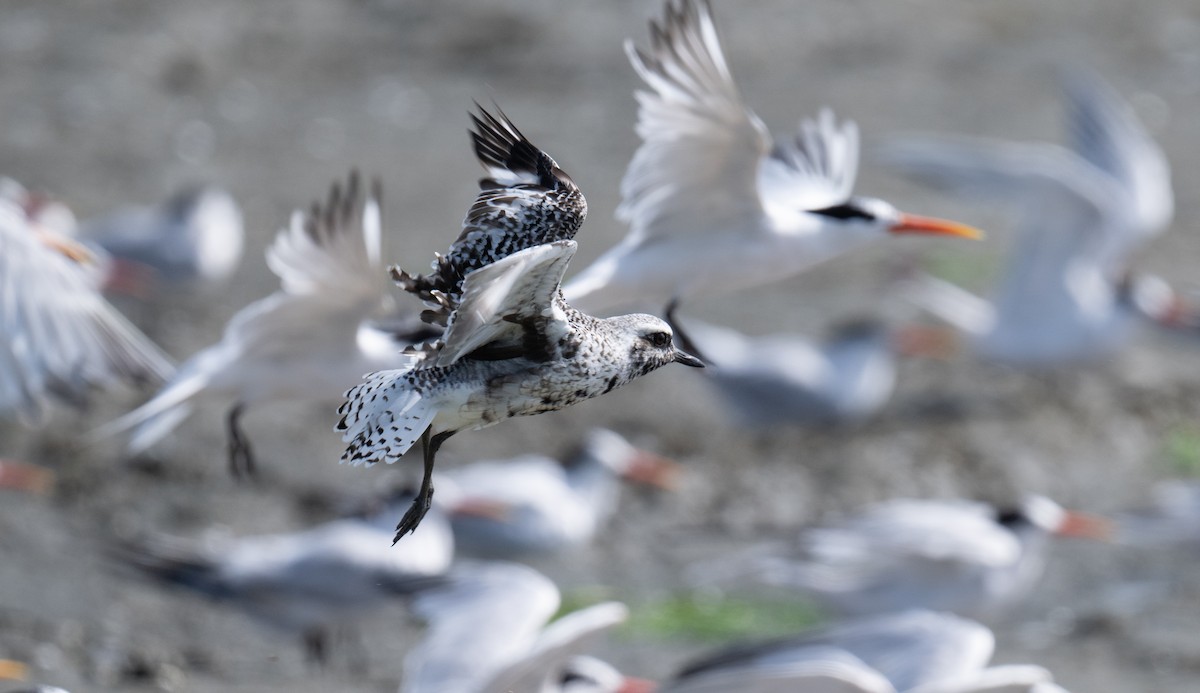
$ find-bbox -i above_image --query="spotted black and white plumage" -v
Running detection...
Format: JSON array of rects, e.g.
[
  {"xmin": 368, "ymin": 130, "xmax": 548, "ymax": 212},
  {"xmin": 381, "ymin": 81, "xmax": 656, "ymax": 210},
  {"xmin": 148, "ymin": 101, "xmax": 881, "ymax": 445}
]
[
  {"xmin": 393, "ymin": 106, "xmax": 587, "ymax": 329},
  {"xmin": 336, "ymin": 107, "xmax": 701, "ymax": 540}
]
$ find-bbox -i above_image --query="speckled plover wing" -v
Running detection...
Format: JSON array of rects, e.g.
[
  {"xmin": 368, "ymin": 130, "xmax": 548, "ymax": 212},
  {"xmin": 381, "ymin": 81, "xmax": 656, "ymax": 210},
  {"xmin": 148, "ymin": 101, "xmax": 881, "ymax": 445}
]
[
  {"xmin": 394, "ymin": 106, "xmax": 586, "ymax": 328},
  {"xmin": 436, "ymin": 240, "xmax": 577, "ymax": 367}
]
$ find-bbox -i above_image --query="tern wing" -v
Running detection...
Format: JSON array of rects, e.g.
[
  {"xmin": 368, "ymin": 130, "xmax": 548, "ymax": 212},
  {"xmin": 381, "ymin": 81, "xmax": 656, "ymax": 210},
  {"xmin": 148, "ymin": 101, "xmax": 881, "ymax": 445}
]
[
  {"xmin": 1060, "ymin": 67, "xmax": 1172, "ymax": 239},
  {"xmin": 618, "ymin": 0, "xmax": 773, "ymax": 244},
  {"xmin": 0, "ymin": 196, "xmax": 173, "ymax": 424},
  {"xmin": 435, "ymin": 241, "xmax": 576, "ymax": 367},
  {"xmin": 266, "ymin": 172, "xmax": 384, "ymax": 302},
  {"xmin": 402, "ymin": 562, "xmax": 560, "ymax": 693},
  {"xmin": 395, "ymin": 106, "xmax": 586, "ymax": 326},
  {"xmin": 485, "ymin": 601, "xmax": 628, "ymax": 693},
  {"xmin": 760, "ymin": 108, "xmax": 861, "ymax": 217}
]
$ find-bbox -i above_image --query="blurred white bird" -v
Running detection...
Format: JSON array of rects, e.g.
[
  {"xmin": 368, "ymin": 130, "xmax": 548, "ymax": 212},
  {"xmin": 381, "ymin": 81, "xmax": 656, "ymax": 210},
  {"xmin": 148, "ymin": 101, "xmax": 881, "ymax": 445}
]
[
  {"xmin": 78, "ymin": 185, "xmax": 244, "ymax": 291},
  {"xmin": 661, "ymin": 609, "xmax": 1069, "ymax": 693},
  {"xmin": 94, "ymin": 173, "xmax": 412, "ymax": 476},
  {"xmin": 0, "ymin": 178, "xmax": 174, "ymax": 425},
  {"xmin": 402, "ymin": 561, "xmax": 652, "ymax": 693},
  {"xmin": 115, "ymin": 486, "xmax": 453, "ymax": 664},
  {"xmin": 883, "ymin": 68, "xmax": 1182, "ymax": 366},
  {"xmin": 439, "ymin": 428, "xmax": 679, "ymax": 559},
  {"xmin": 696, "ymin": 495, "xmax": 1110, "ymax": 619},
  {"xmin": 671, "ymin": 317, "xmax": 955, "ymax": 428},
  {"xmin": 562, "ymin": 0, "xmax": 982, "ymax": 319}
]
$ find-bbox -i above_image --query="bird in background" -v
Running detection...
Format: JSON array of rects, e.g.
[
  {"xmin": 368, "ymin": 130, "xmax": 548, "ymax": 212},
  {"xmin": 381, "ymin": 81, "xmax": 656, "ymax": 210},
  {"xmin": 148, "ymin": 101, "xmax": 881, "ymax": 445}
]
[
  {"xmin": 882, "ymin": 67, "xmax": 1185, "ymax": 367},
  {"xmin": 77, "ymin": 184, "xmax": 244, "ymax": 293},
  {"xmin": 660, "ymin": 609, "xmax": 1069, "ymax": 693},
  {"xmin": 562, "ymin": 0, "xmax": 982, "ymax": 325},
  {"xmin": 112, "ymin": 486, "xmax": 453, "ymax": 665},
  {"xmin": 670, "ymin": 315, "xmax": 956, "ymax": 429},
  {"xmin": 336, "ymin": 106, "xmax": 702, "ymax": 542},
  {"xmin": 438, "ymin": 427, "xmax": 680, "ymax": 559},
  {"xmin": 402, "ymin": 560, "xmax": 651, "ymax": 693},
  {"xmin": 693, "ymin": 495, "xmax": 1111, "ymax": 620},
  {"xmin": 94, "ymin": 173, "xmax": 413, "ymax": 477},
  {"xmin": 0, "ymin": 178, "xmax": 174, "ymax": 425}
]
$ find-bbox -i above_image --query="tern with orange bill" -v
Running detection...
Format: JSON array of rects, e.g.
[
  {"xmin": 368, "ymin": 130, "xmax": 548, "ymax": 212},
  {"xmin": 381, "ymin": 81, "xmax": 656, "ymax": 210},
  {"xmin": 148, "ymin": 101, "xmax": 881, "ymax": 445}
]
[
  {"xmin": 883, "ymin": 68, "xmax": 1182, "ymax": 366},
  {"xmin": 0, "ymin": 178, "xmax": 174, "ymax": 425},
  {"xmin": 563, "ymin": 0, "xmax": 983, "ymax": 323},
  {"xmin": 439, "ymin": 428, "xmax": 679, "ymax": 559},
  {"xmin": 695, "ymin": 495, "xmax": 1111, "ymax": 619}
]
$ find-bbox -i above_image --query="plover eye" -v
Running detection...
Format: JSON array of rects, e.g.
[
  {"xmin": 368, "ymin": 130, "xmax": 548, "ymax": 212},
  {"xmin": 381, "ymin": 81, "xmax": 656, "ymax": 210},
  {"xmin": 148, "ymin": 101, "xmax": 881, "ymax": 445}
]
[{"xmin": 645, "ymin": 331, "xmax": 672, "ymax": 348}]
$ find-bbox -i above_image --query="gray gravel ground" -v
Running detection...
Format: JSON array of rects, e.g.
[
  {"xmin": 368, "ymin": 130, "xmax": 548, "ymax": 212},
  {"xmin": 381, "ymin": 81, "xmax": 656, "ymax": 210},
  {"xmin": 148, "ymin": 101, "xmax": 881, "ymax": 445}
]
[{"xmin": 4, "ymin": 0, "xmax": 1200, "ymax": 691}]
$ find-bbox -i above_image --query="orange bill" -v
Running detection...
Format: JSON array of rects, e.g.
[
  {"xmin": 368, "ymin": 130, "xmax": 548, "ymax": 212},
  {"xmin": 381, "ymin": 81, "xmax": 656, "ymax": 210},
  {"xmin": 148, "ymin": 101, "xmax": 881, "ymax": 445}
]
[
  {"xmin": 890, "ymin": 213, "xmax": 985, "ymax": 240},
  {"xmin": 1055, "ymin": 510, "xmax": 1114, "ymax": 542},
  {"xmin": 620, "ymin": 450, "xmax": 682, "ymax": 492}
]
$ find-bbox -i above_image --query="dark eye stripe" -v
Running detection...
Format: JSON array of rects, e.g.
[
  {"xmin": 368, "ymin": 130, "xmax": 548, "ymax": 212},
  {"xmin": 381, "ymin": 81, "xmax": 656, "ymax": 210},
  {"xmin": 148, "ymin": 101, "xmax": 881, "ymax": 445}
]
[{"xmin": 809, "ymin": 202, "xmax": 875, "ymax": 221}]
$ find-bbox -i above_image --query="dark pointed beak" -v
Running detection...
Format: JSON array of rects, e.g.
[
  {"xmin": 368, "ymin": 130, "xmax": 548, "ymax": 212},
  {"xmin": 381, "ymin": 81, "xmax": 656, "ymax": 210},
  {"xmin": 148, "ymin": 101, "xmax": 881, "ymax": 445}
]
[{"xmin": 673, "ymin": 349, "xmax": 705, "ymax": 368}]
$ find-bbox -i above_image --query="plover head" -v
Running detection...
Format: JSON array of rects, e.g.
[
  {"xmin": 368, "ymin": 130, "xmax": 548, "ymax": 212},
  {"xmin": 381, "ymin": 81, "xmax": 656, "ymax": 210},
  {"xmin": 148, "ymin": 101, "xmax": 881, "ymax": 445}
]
[{"xmin": 605, "ymin": 313, "xmax": 704, "ymax": 377}]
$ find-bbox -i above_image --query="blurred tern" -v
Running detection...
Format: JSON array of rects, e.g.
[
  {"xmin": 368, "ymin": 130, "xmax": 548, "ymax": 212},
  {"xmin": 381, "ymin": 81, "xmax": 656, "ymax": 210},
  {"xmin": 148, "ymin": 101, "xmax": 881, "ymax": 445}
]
[
  {"xmin": 883, "ymin": 68, "xmax": 1181, "ymax": 366},
  {"xmin": 440, "ymin": 428, "xmax": 679, "ymax": 559},
  {"xmin": 0, "ymin": 179, "xmax": 174, "ymax": 425},
  {"xmin": 699, "ymin": 495, "xmax": 1110, "ymax": 619},
  {"xmin": 402, "ymin": 561, "xmax": 650, "ymax": 693},
  {"xmin": 336, "ymin": 106, "xmax": 702, "ymax": 541},
  {"xmin": 662, "ymin": 610, "xmax": 1068, "ymax": 693},
  {"xmin": 78, "ymin": 185, "xmax": 244, "ymax": 291},
  {"xmin": 672, "ymin": 317, "xmax": 954, "ymax": 428},
  {"xmin": 95, "ymin": 173, "xmax": 411, "ymax": 477},
  {"xmin": 115, "ymin": 487, "xmax": 452, "ymax": 664},
  {"xmin": 562, "ymin": 0, "xmax": 982, "ymax": 319}
]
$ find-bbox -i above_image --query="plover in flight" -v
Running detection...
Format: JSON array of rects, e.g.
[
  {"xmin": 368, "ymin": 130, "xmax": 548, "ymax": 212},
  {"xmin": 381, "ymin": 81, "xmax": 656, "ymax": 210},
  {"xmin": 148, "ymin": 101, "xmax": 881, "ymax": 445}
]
[
  {"xmin": 336, "ymin": 106, "xmax": 703, "ymax": 542},
  {"xmin": 0, "ymin": 179, "xmax": 174, "ymax": 425},
  {"xmin": 562, "ymin": 0, "xmax": 982, "ymax": 321},
  {"xmin": 883, "ymin": 68, "xmax": 1183, "ymax": 366},
  {"xmin": 96, "ymin": 173, "xmax": 412, "ymax": 477}
]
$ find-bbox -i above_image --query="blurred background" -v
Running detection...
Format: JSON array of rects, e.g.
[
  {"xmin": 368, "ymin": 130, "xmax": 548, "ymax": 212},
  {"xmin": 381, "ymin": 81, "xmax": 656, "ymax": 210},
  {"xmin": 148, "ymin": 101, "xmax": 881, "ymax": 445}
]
[{"xmin": 3, "ymin": 0, "xmax": 1200, "ymax": 690}]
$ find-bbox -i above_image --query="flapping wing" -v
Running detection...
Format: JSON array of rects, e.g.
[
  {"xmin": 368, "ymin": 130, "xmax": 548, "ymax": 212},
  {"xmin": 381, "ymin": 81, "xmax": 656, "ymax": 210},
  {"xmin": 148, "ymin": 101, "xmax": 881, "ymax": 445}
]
[
  {"xmin": 1060, "ymin": 67, "xmax": 1173, "ymax": 237},
  {"xmin": 618, "ymin": 0, "xmax": 773, "ymax": 244},
  {"xmin": 402, "ymin": 561, "xmax": 560, "ymax": 693},
  {"xmin": 435, "ymin": 240, "xmax": 576, "ymax": 367},
  {"xmin": 395, "ymin": 106, "xmax": 586, "ymax": 325},
  {"xmin": 0, "ymin": 197, "xmax": 174, "ymax": 424},
  {"xmin": 266, "ymin": 171, "xmax": 383, "ymax": 301},
  {"xmin": 485, "ymin": 602, "xmax": 628, "ymax": 693},
  {"xmin": 759, "ymin": 108, "xmax": 860, "ymax": 218}
]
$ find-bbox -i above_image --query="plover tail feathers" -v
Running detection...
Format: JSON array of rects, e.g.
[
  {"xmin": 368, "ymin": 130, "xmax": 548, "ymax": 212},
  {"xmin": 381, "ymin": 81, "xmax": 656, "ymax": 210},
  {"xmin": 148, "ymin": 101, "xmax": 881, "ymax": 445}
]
[{"xmin": 336, "ymin": 369, "xmax": 434, "ymax": 467}]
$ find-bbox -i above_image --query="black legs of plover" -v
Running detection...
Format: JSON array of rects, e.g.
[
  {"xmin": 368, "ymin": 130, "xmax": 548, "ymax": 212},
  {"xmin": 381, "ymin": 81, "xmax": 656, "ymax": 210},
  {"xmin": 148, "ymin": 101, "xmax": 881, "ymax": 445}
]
[
  {"xmin": 393, "ymin": 427, "xmax": 456, "ymax": 543},
  {"xmin": 664, "ymin": 297, "xmax": 711, "ymax": 367},
  {"xmin": 226, "ymin": 403, "xmax": 257, "ymax": 480}
]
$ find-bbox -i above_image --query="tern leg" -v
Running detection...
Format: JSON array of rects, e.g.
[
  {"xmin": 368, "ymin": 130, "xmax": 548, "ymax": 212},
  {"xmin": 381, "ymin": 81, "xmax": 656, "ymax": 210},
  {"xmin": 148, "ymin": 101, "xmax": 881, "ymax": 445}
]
[
  {"xmin": 393, "ymin": 428, "xmax": 455, "ymax": 543},
  {"xmin": 302, "ymin": 626, "xmax": 328, "ymax": 667},
  {"xmin": 664, "ymin": 297, "xmax": 710, "ymax": 365},
  {"xmin": 226, "ymin": 404, "xmax": 257, "ymax": 481}
]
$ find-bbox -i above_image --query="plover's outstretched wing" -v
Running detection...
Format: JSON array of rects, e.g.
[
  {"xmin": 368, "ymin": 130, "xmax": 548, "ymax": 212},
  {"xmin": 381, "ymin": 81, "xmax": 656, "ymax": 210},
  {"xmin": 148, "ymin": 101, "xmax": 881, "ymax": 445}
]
[
  {"xmin": 394, "ymin": 106, "xmax": 586, "ymax": 326},
  {"xmin": 617, "ymin": 0, "xmax": 856, "ymax": 246},
  {"xmin": 335, "ymin": 241, "xmax": 577, "ymax": 467},
  {"xmin": 0, "ymin": 191, "xmax": 173, "ymax": 425},
  {"xmin": 437, "ymin": 240, "xmax": 577, "ymax": 366}
]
